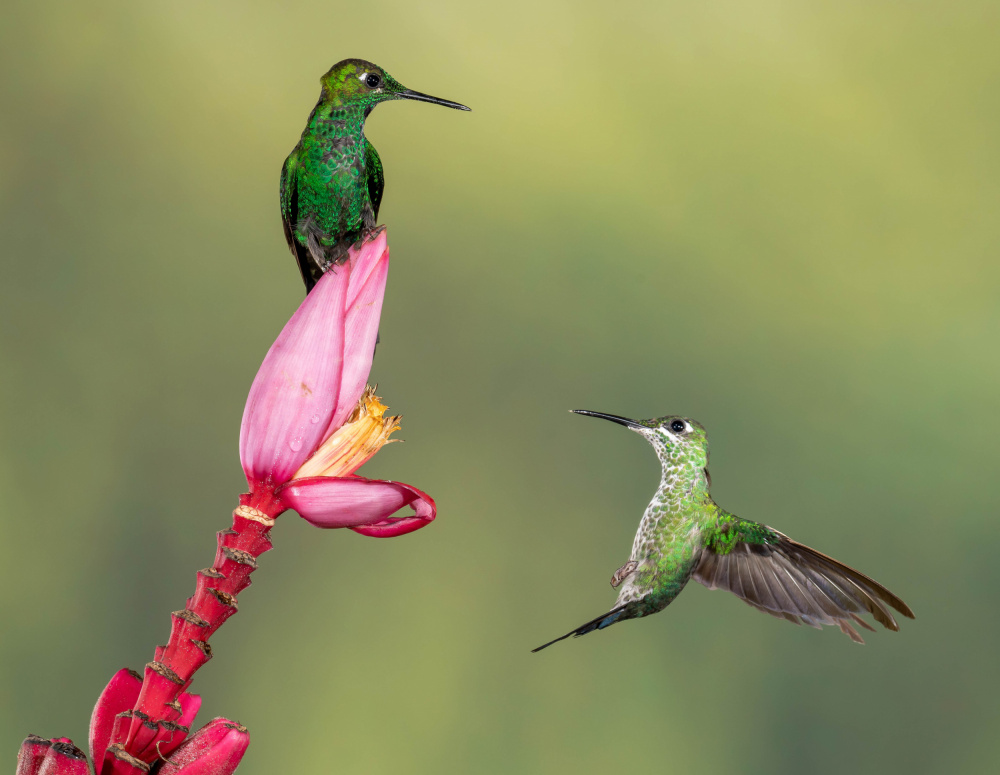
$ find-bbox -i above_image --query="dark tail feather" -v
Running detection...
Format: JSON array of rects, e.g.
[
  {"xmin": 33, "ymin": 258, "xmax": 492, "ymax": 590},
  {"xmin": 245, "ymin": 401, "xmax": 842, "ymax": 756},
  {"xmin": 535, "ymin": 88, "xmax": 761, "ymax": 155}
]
[
  {"xmin": 291, "ymin": 239, "xmax": 318, "ymax": 293},
  {"xmin": 531, "ymin": 606, "xmax": 627, "ymax": 653}
]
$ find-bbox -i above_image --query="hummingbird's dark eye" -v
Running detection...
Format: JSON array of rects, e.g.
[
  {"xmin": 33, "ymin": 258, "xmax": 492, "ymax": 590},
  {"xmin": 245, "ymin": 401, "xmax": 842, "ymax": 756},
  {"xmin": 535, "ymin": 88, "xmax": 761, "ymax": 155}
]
[
  {"xmin": 365, "ymin": 73, "xmax": 381, "ymax": 88},
  {"xmin": 669, "ymin": 420, "xmax": 686, "ymax": 433}
]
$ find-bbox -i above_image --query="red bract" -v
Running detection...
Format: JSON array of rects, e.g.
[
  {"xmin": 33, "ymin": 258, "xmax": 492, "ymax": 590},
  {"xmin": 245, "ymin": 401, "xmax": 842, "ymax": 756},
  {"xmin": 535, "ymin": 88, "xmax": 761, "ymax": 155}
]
[
  {"xmin": 16, "ymin": 736, "xmax": 88, "ymax": 775},
  {"xmin": 157, "ymin": 718, "xmax": 249, "ymax": 775},
  {"xmin": 240, "ymin": 228, "xmax": 436, "ymax": 536},
  {"xmin": 88, "ymin": 668, "xmax": 204, "ymax": 774},
  {"xmin": 89, "ymin": 668, "xmax": 143, "ymax": 769}
]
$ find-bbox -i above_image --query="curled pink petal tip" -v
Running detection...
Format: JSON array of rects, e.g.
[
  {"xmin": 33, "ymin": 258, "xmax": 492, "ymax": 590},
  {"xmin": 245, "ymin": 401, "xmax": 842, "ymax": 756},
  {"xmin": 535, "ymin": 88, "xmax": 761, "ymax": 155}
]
[{"xmin": 280, "ymin": 476, "xmax": 435, "ymax": 536}]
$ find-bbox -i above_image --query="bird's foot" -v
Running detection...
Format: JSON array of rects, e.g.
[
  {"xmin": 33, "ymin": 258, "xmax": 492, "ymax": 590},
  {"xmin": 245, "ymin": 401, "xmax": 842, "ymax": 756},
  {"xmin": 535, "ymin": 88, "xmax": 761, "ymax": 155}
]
[
  {"xmin": 610, "ymin": 560, "xmax": 638, "ymax": 589},
  {"xmin": 354, "ymin": 224, "xmax": 386, "ymax": 249}
]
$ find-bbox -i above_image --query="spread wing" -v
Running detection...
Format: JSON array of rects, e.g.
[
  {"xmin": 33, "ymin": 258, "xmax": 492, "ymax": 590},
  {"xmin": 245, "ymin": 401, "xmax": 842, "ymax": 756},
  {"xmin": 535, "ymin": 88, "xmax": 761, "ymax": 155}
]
[
  {"xmin": 365, "ymin": 140, "xmax": 384, "ymax": 223},
  {"xmin": 693, "ymin": 515, "xmax": 914, "ymax": 643}
]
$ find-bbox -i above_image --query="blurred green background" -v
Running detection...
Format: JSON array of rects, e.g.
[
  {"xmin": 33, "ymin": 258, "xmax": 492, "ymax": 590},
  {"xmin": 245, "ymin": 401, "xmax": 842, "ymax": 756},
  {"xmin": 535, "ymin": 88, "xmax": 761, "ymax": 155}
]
[{"xmin": 2, "ymin": 1, "xmax": 998, "ymax": 773}]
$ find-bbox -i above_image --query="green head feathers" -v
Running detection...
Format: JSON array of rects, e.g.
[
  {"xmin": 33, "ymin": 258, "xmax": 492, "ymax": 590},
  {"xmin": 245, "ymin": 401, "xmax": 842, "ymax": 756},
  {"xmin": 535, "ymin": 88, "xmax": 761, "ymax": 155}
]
[
  {"xmin": 319, "ymin": 58, "xmax": 470, "ymax": 113},
  {"xmin": 571, "ymin": 410, "xmax": 709, "ymax": 469}
]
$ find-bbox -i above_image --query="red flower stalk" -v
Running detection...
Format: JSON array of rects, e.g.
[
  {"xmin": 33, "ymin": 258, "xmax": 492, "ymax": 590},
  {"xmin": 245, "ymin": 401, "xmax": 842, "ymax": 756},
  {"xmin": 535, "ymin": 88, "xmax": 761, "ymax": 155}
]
[{"xmin": 20, "ymin": 229, "xmax": 435, "ymax": 774}]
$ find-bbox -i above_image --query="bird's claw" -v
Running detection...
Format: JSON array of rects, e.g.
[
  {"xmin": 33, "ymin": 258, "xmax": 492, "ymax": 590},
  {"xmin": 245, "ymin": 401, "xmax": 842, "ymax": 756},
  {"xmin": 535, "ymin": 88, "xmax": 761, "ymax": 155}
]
[{"xmin": 610, "ymin": 560, "xmax": 638, "ymax": 588}]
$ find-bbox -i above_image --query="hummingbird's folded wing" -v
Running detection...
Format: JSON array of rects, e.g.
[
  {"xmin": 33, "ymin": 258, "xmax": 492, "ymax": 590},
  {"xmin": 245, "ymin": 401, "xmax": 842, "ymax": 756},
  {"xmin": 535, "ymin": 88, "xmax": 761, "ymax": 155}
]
[
  {"xmin": 280, "ymin": 149, "xmax": 320, "ymax": 292},
  {"xmin": 365, "ymin": 141, "xmax": 384, "ymax": 223},
  {"xmin": 692, "ymin": 518, "xmax": 914, "ymax": 643},
  {"xmin": 280, "ymin": 150, "xmax": 299, "ymax": 252}
]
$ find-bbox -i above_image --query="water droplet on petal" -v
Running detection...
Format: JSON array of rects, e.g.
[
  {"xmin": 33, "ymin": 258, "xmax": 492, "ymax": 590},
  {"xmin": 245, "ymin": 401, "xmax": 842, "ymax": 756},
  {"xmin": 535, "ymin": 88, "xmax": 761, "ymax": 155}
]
[
  {"xmin": 289, "ymin": 437, "xmax": 303, "ymax": 452},
  {"xmin": 310, "ymin": 414, "xmax": 321, "ymax": 425}
]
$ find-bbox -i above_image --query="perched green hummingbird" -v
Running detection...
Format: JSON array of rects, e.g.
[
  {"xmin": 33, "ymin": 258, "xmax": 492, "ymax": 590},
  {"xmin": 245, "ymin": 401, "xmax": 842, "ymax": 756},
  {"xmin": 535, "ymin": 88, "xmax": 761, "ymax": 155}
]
[
  {"xmin": 281, "ymin": 59, "xmax": 470, "ymax": 291},
  {"xmin": 533, "ymin": 411, "xmax": 914, "ymax": 651}
]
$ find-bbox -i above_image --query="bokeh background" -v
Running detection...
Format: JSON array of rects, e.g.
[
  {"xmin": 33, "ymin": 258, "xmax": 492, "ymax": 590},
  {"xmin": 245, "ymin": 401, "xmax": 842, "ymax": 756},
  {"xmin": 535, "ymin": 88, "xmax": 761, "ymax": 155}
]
[{"xmin": 2, "ymin": 1, "xmax": 998, "ymax": 773}]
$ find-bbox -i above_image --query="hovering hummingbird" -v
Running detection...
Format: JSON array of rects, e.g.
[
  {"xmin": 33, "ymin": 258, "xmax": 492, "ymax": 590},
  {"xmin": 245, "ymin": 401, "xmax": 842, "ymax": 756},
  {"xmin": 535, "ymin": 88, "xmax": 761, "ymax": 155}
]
[
  {"xmin": 281, "ymin": 59, "xmax": 470, "ymax": 291},
  {"xmin": 533, "ymin": 411, "xmax": 914, "ymax": 651}
]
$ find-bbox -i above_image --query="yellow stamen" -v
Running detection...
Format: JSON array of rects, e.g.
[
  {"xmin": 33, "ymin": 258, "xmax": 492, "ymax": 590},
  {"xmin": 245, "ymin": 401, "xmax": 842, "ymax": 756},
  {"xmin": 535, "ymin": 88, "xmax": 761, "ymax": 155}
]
[{"xmin": 293, "ymin": 386, "xmax": 401, "ymax": 480}]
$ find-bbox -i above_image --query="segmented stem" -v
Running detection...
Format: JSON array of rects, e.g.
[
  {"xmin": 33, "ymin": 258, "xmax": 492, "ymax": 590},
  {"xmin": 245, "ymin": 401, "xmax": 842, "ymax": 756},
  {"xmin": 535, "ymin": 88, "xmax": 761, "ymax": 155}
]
[{"xmin": 100, "ymin": 492, "xmax": 284, "ymax": 774}]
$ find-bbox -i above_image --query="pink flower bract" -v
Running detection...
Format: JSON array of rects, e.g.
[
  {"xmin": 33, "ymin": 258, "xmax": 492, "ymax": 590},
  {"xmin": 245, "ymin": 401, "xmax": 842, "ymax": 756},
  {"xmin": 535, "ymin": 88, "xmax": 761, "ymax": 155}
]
[{"xmin": 239, "ymin": 229, "xmax": 435, "ymax": 536}]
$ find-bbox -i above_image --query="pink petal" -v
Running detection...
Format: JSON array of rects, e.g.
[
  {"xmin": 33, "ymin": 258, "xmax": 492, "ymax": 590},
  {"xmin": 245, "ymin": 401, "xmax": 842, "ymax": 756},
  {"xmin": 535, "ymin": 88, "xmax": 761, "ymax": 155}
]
[
  {"xmin": 346, "ymin": 228, "xmax": 388, "ymax": 305},
  {"xmin": 157, "ymin": 718, "xmax": 249, "ymax": 775},
  {"xmin": 328, "ymin": 251, "xmax": 389, "ymax": 431},
  {"xmin": 278, "ymin": 476, "xmax": 436, "ymax": 536},
  {"xmin": 89, "ymin": 668, "xmax": 142, "ymax": 768},
  {"xmin": 239, "ymin": 261, "xmax": 349, "ymax": 490}
]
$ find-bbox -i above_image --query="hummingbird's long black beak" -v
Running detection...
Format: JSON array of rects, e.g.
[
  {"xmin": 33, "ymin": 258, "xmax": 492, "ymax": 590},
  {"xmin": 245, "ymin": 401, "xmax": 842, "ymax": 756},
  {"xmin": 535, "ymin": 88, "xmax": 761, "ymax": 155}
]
[
  {"xmin": 571, "ymin": 410, "xmax": 646, "ymax": 430},
  {"xmin": 399, "ymin": 88, "xmax": 471, "ymax": 111}
]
